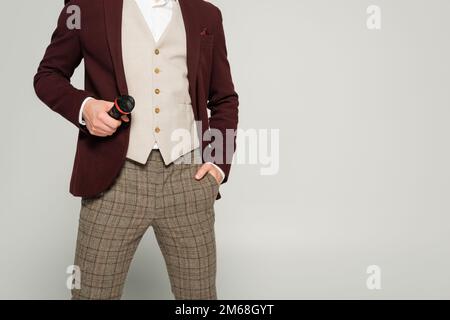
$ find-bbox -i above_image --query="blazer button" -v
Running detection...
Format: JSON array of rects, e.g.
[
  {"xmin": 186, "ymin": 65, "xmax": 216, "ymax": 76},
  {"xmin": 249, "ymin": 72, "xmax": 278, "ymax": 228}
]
[
  {"xmin": 154, "ymin": 68, "xmax": 160, "ymax": 74},
  {"xmin": 155, "ymin": 107, "xmax": 160, "ymax": 114},
  {"xmin": 154, "ymin": 49, "xmax": 160, "ymax": 55},
  {"xmin": 154, "ymin": 88, "xmax": 160, "ymax": 94},
  {"xmin": 155, "ymin": 127, "xmax": 160, "ymax": 133}
]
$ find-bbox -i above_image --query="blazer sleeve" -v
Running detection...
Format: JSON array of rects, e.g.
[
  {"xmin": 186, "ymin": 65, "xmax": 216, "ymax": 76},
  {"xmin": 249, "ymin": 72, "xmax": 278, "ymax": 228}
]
[
  {"xmin": 33, "ymin": 3, "xmax": 93, "ymax": 132},
  {"xmin": 207, "ymin": 8, "xmax": 239, "ymax": 184}
]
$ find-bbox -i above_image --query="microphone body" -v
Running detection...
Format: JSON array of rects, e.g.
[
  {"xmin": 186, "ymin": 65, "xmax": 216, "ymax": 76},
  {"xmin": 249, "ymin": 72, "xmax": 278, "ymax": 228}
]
[{"xmin": 107, "ymin": 95, "xmax": 135, "ymax": 120}]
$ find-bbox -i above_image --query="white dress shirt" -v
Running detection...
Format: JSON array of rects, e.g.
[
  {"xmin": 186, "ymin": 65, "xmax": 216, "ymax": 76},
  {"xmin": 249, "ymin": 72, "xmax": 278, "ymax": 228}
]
[{"xmin": 80, "ymin": 0, "xmax": 225, "ymax": 182}]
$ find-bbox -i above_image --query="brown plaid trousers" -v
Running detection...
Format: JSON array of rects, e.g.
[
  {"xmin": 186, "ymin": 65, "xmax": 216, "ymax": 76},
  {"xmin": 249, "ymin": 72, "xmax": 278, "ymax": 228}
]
[{"xmin": 71, "ymin": 149, "xmax": 220, "ymax": 300}]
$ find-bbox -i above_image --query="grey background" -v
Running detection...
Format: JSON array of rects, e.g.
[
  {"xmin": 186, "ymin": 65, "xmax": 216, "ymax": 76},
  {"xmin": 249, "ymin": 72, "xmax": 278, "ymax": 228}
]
[{"xmin": 0, "ymin": 0, "xmax": 449, "ymax": 299}]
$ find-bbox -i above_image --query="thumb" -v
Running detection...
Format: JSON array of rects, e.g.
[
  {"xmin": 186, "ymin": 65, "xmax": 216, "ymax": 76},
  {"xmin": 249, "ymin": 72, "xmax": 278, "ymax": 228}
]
[
  {"xmin": 121, "ymin": 115, "xmax": 130, "ymax": 122},
  {"xmin": 103, "ymin": 100, "xmax": 114, "ymax": 111},
  {"xmin": 195, "ymin": 165, "xmax": 209, "ymax": 180}
]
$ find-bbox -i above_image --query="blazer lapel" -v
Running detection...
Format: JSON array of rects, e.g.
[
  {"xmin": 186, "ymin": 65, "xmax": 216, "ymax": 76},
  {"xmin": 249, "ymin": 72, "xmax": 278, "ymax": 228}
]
[
  {"xmin": 104, "ymin": 0, "xmax": 128, "ymax": 95},
  {"xmin": 179, "ymin": 0, "xmax": 201, "ymax": 101}
]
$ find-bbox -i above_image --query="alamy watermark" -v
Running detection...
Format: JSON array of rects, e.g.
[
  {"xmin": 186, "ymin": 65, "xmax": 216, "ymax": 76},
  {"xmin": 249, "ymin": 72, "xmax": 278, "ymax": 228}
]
[
  {"xmin": 66, "ymin": 265, "xmax": 81, "ymax": 290},
  {"xmin": 366, "ymin": 265, "xmax": 382, "ymax": 290}
]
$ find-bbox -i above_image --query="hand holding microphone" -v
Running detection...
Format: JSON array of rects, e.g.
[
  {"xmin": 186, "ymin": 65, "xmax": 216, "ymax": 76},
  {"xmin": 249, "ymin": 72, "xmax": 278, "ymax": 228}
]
[
  {"xmin": 82, "ymin": 95, "xmax": 135, "ymax": 137},
  {"xmin": 107, "ymin": 95, "xmax": 135, "ymax": 120}
]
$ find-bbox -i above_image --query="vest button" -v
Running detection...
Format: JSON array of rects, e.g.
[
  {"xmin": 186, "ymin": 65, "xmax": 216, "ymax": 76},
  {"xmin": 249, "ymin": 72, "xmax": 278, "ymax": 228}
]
[
  {"xmin": 155, "ymin": 127, "xmax": 160, "ymax": 133},
  {"xmin": 155, "ymin": 107, "xmax": 160, "ymax": 114},
  {"xmin": 154, "ymin": 88, "xmax": 160, "ymax": 94},
  {"xmin": 154, "ymin": 49, "xmax": 160, "ymax": 55},
  {"xmin": 154, "ymin": 68, "xmax": 160, "ymax": 74}
]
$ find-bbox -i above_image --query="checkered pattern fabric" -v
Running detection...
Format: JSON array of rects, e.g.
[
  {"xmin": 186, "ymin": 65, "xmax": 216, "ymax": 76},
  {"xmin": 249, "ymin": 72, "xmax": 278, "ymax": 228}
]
[{"xmin": 71, "ymin": 149, "xmax": 220, "ymax": 300}]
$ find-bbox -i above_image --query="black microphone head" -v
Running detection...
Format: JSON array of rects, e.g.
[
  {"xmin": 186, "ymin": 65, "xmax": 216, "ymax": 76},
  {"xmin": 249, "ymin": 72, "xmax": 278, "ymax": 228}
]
[{"xmin": 116, "ymin": 95, "xmax": 135, "ymax": 114}]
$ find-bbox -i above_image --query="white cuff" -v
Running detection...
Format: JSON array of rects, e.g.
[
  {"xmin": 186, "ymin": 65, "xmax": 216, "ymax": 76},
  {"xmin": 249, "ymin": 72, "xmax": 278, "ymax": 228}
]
[
  {"xmin": 79, "ymin": 97, "xmax": 94, "ymax": 125},
  {"xmin": 206, "ymin": 162, "xmax": 225, "ymax": 184}
]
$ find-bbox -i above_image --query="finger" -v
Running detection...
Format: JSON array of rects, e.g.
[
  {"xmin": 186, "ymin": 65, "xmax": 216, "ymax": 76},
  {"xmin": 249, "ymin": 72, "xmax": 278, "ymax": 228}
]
[
  {"xmin": 86, "ymin": 120, "xmax": 105, "ymax": 136},
  {"xmin": 121, "ymin": 115, "xmax": 130, "ymax": 122},
  {"xmin": 100, "ymin": 112, "xmax": 122, "ymax": 129},
  {"xmin": 88, "ymin": 125, "xmax": 110, "ymax": 137},
  {"xmin": 93, "ymin": 132, "xmax": 109, "ymax": 137},
  {"xmin": 102, "ymin": 101, "xmax": 115, "ymax": 111},
  {"xmin": 90, "ymin": 121, "xmax": 117, "ymax": 135},
  {"xmin": 89, "ymin": 128, "xmax": 108, "ymax": 137},
  {"xmin": 195, "ymin": 164, "xmax": 211, "ymax": 180}
]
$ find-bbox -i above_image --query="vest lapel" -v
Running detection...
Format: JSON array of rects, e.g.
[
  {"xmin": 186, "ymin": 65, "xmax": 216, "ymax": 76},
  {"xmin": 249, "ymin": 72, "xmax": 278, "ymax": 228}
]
[{"xmin": 104, "ymin": 0, "xmax": 128, "ymax": 95}]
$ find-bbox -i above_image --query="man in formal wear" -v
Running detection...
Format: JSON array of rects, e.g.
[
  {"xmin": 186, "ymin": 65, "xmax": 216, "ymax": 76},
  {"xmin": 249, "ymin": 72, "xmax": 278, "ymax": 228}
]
[{"xmin": 34, "ymin": 0, "xmax": 238, "ymax": 300}]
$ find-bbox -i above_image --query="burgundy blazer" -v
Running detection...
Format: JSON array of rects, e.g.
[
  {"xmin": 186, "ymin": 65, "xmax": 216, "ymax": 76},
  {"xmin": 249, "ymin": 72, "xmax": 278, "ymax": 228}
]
[{"xmin": 34, "ymin": 0, "xmax": 239, "ymax": 199}]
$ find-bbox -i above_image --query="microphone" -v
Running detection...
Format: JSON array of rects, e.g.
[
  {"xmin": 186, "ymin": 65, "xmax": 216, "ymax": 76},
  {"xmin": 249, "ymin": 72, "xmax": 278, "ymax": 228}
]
[{"xmin": 107, "ymin": 95, "xmax": 135, "ymax": 120}]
